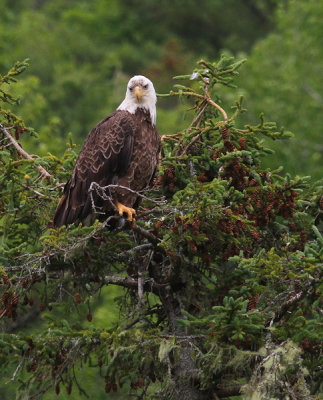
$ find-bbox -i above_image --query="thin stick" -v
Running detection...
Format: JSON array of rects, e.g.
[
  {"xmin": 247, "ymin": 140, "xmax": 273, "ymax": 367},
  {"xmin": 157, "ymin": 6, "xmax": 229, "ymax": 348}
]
[
  {"xmin": 187, "ymin": 101, "xmax": 208, "ymax": 133},
  {"xmin": 10, "ymin": 356, "xmax": 25, "ymax": 382},
  {"xmin": 178, "ymin": 127, "xmax": 211, "ymax": 156},
  {"xmin": 175, "ymin": 102, "xmax": 209, "ymax": 156},
  {"xmin": 171, "ymin": 91, "xmax": 228, "ymax": 122},
  {"xmin": 0, "ymin": 124, "xmax": 51, "ymax": 180}
]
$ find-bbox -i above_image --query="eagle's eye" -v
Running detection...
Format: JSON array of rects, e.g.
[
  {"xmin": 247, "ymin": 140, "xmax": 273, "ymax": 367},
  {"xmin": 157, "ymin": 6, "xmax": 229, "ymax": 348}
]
[
  {"xmin": 129, "ymin": 87, "xmax": 133, "ymax": 92},
  {"xmin": 143, "ymin": 84, "xmax": 148, "ymax": 90}
]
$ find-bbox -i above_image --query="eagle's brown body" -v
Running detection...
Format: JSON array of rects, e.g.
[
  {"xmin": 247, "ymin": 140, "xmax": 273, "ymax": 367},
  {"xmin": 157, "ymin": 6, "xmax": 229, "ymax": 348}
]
[{"xmin": 54, "ymin": 108, "xmax": 160, "ymax": 227}]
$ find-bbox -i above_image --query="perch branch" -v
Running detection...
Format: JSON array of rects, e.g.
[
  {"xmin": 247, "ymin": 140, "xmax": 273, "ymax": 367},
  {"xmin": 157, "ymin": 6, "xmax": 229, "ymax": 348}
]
[
  {"xmin": 105, "ymin": 184, "xmax": 166, "ymax": 205},
  {"xmin": 0, "ymin": 124, "xmax": 51, "ymax": 180},
  {"xmin": 89, "ymin": 182, "xmax": 166, "ymax": 208}
]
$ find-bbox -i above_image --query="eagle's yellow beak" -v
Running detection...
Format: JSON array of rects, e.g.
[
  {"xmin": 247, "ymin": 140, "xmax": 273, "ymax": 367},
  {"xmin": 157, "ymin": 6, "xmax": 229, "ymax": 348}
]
[{"xmin": 134, "ymin": 86, "xmax": 143, "ymax": 101}]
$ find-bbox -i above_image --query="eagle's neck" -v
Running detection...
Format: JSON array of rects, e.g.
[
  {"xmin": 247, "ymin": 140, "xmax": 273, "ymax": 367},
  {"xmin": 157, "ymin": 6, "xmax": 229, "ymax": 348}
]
[{"xmin": 117, "ymin": 100, "xmax": 156, "ymax": 126}]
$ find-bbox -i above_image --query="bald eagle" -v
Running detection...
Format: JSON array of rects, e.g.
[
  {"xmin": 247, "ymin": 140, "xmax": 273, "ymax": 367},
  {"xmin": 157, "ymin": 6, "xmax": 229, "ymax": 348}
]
[{"xmin": 53, "ymin": 75, "xmax": 161, "ymax": 227}]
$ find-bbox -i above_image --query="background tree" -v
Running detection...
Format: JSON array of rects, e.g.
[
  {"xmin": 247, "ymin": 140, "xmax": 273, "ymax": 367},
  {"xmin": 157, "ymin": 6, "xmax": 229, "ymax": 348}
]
[
  {"xmin": 0, "ymin": 56, "xmax": 322, "ymax": 399},
  {"xmin": 237, "ymin": 0, "xmax": 323, "ymax": 180}
]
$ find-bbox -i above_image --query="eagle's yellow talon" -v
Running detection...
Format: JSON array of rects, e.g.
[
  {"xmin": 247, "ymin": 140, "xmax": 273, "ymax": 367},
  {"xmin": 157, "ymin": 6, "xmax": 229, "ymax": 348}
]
[{"xmin": 115, "ymin": 201, "xmax": 136, "ymax": 222}]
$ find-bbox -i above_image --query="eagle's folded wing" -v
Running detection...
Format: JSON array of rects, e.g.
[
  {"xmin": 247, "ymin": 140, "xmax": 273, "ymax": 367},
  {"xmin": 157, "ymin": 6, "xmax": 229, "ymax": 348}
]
[{"xmin": 53, "ymin": 111, "xmax": 134, "ymax": 227}]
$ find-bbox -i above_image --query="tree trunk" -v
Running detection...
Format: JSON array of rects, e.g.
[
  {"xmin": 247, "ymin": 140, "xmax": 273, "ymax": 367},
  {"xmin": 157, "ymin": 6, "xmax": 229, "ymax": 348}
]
[{"xmin": 158, "ymin": 285, "xmax": 210, "ymax": 400}]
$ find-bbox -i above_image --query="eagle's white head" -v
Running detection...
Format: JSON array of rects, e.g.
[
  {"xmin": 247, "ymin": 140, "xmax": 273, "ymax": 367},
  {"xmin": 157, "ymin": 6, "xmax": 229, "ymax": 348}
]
[{"xmin": 117, "ymin": 75, "xmax": 157, "ymax": 126}]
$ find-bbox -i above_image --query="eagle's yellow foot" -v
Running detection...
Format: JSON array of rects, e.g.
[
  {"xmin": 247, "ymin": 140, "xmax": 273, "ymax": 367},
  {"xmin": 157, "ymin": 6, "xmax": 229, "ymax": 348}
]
[{"xmin": 115, "ymin": 201, "xmax": 136, "ymax": 223}]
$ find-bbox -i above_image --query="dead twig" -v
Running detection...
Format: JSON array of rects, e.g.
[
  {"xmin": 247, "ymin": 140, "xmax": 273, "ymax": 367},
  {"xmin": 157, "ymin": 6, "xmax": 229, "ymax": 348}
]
[{"xmin": 187, "ymin": 100, "xmax": 208, "ymax": 133}]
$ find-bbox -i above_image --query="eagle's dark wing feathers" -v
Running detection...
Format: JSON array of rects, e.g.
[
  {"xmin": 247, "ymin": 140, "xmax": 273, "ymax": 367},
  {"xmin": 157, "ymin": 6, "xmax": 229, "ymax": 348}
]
[{"xmin": 53, "ymin": 111, "xmax": 135, "ymax": 227}]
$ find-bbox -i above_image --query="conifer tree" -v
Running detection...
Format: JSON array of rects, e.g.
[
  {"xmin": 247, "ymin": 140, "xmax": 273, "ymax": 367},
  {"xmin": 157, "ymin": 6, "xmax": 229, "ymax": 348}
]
[{"xmin": 0, "ymin": 58, "xmax": 322, "ymax": 399}]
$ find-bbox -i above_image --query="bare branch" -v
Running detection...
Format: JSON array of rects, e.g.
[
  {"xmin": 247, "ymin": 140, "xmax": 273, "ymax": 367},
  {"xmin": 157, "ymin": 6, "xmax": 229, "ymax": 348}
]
[
  {"xmin": 133, "ymin": 224, "xmax": 161, "ymax": 247},
  {"xmin": 265, "ymin": 282, "xmax": 314, "ymax": 327},
  {"xmin": 0, "ymin": 124, "xmax": 51, "ymax": 180},
  {"xmin": 118, "ymin": 243, "xmax": 153, "ymax": 258},
  {"xmin": 137, "ymin": 206, "xmax": 175, "ymax": 217},
  {"xmin": 103, "ymin": 275, "xmax": 166, "ymax": 293},
  {"xmin": 215, "ymin": 385, "xmax": 241, "ymax": 398}
]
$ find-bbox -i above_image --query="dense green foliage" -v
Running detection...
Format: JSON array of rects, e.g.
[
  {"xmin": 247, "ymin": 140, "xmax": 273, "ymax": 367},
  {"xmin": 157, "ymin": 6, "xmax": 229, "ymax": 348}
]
[{"xmin": 0, "ymin": 55, "xmax": 322, "ymax": 399}]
